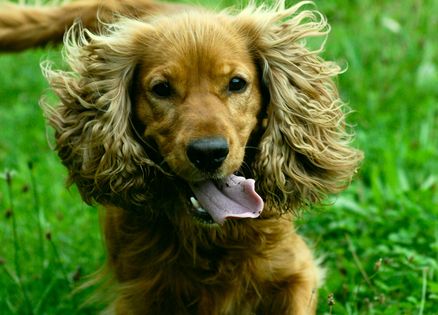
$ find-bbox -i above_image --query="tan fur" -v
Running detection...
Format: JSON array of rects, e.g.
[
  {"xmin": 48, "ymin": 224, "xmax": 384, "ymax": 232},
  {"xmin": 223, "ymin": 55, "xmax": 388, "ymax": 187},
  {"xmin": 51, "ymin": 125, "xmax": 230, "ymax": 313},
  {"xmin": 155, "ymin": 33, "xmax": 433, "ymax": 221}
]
[
  {"xmin": 0, "ymin": 0, "xmax": 187, "ymax": 51},
  {"xmin": 0, "ymin": 1, "xmax": 363, "ymax": 314}
]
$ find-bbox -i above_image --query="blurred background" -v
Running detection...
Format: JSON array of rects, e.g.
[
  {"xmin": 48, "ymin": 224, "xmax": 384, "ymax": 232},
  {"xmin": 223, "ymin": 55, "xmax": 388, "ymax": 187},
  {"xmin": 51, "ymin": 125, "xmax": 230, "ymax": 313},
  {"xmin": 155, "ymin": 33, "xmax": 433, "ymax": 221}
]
[{"xmin": 0, "ymin": 0, "xmax": 437, "ymax": 314}]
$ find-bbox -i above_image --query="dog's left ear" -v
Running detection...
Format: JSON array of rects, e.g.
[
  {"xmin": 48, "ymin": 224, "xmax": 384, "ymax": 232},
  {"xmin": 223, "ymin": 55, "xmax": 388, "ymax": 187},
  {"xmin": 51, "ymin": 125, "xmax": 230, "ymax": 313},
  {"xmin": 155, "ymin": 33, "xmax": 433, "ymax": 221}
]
[{"xmin": 234, "ymin": 2, "xmax": 363, "ymax": 212}]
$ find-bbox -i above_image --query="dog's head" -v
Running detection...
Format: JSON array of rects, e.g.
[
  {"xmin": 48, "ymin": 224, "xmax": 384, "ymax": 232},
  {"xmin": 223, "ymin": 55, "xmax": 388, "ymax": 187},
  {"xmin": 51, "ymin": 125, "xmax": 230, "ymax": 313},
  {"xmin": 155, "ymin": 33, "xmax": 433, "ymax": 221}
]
[
  {"xmin": 132, "ymin": 13, "xmax": 262, "ymax": 183},
  {"xmin": 42, "ymin": 2, "xmax": 362, "ymax": 224}
]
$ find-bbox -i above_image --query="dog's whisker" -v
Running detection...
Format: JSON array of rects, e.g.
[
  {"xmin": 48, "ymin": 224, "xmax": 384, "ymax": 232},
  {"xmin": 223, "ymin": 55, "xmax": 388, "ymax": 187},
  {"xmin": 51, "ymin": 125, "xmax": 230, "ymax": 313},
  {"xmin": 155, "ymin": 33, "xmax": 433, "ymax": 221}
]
[{"xmin": 244, "ymin": 145, "xmax": 260, "ymax": 151}]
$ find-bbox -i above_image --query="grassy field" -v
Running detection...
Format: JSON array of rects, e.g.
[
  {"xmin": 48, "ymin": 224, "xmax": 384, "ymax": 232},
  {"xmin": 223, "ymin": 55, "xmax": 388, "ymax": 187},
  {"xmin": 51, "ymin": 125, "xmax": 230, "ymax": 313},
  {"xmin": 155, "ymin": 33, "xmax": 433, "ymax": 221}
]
[{"xmin": 0, "ymin": 0, "xmax": 437, "ymax": 314}]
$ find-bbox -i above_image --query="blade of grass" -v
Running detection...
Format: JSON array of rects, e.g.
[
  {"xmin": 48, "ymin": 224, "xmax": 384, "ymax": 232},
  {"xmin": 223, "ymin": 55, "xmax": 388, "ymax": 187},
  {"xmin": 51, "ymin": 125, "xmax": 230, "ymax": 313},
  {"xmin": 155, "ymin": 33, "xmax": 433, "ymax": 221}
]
[
  {"xmin": 46, "ymin": 231, "xmax": 71, "ymax": 286},
  {"xmin": 5, "ymin": 170, "xmax": 34, "ymax": 314},
  {"xmin": 28, "ymin": 161, "xmax": 46, "ymax": 268},
  {"xmin": 345, "ymin": 234, "xmax": 374, "ymax": 290},
  {"xmin": 418, "ymin": 267, "xmax": 428, "ymax": 315},
  {"xmin": 33, "ymin": 276, "xmax": 58, "ymax": 314}
]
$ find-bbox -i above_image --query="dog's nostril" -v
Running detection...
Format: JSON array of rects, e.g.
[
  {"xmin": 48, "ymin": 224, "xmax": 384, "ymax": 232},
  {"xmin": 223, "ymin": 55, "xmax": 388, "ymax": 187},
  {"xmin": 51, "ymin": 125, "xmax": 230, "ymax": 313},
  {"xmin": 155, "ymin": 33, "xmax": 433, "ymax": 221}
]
[{"xmin": 187, "ymin": 137, "xmax": 229, "ymax": 172}]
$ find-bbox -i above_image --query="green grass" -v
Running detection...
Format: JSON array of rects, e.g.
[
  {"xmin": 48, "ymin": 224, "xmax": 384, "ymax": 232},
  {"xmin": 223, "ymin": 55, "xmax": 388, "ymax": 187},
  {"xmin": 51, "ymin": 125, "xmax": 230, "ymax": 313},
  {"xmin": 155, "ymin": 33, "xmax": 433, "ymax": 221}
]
[{"xmin": 1, "ymin": 0, "xmax": 437, "ymax": 314}]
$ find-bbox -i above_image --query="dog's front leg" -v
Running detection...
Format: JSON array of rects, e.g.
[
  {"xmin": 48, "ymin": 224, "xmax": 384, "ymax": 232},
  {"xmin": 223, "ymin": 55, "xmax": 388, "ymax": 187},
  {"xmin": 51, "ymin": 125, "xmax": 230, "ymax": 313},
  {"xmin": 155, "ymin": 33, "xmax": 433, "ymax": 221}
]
[{"xmin": 257, "ymin": 234, "xmax": 321, "ymax": 315}]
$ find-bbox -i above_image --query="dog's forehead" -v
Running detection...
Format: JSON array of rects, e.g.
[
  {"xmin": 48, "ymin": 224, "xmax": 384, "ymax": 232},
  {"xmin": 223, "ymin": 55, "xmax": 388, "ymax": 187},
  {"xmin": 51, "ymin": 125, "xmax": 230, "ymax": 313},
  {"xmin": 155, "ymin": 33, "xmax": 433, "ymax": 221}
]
[
  {"xmin": 136, "ymin": 13, "xmax": 255, "ymax": 81},
  {"xmin": 142, "ymin": 13, "xmax": 252, "ymax": 64}
]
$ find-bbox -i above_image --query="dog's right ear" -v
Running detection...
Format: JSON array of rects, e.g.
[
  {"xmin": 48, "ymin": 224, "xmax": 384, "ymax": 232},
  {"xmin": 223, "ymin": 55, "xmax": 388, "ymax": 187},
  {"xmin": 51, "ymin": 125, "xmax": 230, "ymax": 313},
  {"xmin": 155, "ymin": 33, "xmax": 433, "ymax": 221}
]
[
  {"xmin": 233, "ymin": 1, "xmax": 363, "ymax": 212},
  {"xmin": 41, "ymin": 20, "xmax": 159, "ymax": 207}
]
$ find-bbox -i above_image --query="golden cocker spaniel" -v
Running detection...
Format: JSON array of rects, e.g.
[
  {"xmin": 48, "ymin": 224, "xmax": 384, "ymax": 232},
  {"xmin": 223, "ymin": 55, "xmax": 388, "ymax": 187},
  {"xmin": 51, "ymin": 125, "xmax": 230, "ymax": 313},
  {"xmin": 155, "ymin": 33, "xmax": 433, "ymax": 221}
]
[{"xmin": 0, "ymin": 0, "xmax": 362, "ymax": 314}]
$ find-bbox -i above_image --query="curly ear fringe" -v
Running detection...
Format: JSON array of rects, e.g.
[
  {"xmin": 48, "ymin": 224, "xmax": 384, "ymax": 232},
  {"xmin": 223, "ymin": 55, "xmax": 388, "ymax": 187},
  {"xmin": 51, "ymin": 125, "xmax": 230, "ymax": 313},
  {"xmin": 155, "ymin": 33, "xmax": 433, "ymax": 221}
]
[
  {"xmin": 235, "ymin": 1, "xmax": 363, "ymax": 212},
  {"xmin": 40, "ymin": 20, "xmax": 158, "ymax": 207}
]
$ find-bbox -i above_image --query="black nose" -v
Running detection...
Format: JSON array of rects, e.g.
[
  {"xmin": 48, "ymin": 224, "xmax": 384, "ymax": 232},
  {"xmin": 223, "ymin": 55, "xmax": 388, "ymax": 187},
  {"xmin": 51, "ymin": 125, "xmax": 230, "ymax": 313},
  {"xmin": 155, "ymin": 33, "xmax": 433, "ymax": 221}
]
[{"xmin": 187, "ymin": 137, "xmax": 229, "ymax": 172}]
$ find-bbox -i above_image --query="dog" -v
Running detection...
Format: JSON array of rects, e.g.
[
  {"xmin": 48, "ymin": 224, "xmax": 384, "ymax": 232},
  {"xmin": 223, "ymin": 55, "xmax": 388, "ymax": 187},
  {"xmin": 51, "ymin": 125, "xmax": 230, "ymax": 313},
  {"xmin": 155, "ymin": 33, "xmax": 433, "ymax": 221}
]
[{"xmin": 0, "ymin": 0, "xmax": 363, "ymax": 314}]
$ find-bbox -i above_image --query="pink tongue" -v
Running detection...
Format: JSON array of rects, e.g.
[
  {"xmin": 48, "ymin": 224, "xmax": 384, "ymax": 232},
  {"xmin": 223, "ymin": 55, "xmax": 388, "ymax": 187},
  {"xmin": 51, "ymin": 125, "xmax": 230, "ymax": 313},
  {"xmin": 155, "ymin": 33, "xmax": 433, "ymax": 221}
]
[{"xmin": 189, "ymin": 175, "xmax": 264, "ymax": 224}]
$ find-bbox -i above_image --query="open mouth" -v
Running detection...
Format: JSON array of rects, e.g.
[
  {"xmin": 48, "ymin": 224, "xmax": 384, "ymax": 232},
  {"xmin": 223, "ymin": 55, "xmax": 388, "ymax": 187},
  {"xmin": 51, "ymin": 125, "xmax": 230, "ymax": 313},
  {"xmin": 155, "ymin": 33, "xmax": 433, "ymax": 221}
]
[
  {"xmin": 188, "ymin": 174, "xmax": 264, "ymax": 225},
  {"xmin": 190, "ymin": 196, "xmax": 217, "ymax": 224}
]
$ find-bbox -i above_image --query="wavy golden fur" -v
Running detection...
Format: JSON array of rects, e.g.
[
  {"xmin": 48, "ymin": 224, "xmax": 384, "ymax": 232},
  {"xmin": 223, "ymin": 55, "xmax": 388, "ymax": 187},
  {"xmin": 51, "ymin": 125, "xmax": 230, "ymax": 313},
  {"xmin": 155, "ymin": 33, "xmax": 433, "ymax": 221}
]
[{"xmin": 0, "ymin": 0, "xmax": 363, "ymax": 314}]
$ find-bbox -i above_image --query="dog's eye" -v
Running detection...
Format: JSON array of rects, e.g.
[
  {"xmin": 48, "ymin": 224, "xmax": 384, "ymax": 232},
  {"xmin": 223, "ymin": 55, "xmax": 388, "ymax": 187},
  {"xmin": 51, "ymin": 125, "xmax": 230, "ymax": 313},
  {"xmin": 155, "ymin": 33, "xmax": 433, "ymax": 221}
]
[
  {"xmin": 228, "ymin": 77, "xmax": 247, "ymax": 93},
  {"xmin": 151, "ymin": 81, "xmax": 173, "ymax": 98}
]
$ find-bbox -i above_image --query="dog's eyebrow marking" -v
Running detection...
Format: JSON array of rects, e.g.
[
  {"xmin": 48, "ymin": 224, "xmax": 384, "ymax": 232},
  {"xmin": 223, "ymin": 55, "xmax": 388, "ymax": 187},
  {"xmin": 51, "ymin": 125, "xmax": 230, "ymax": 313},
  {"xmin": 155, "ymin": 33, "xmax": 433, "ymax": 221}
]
[
  {"xmin": 221, "ymin": 64, "xmax": 232, "ymax": 75},
  {"xmin": 214, "ymin": 64, "xmax": 252, "ymax": 83}
]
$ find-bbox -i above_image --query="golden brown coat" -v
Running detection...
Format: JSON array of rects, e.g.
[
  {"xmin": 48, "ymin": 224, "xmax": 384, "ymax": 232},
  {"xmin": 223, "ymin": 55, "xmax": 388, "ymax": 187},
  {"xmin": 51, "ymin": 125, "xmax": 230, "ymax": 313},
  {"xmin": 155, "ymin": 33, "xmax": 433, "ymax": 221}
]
[{"xmin": 0, "ymin": 1, "xmax": 363, "ymax": 314}]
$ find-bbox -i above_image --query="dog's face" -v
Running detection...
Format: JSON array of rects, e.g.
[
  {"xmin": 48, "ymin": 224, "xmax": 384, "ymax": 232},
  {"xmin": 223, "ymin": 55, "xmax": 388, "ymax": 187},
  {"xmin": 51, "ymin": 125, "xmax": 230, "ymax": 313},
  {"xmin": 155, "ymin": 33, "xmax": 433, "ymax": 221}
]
[
  {"xmin": 44, "ymin": 6, "xmax": 363, "ymax": 218},
  {"xmin": 134, "ymin": 17, "xmax": 262, "ymax": 183}
]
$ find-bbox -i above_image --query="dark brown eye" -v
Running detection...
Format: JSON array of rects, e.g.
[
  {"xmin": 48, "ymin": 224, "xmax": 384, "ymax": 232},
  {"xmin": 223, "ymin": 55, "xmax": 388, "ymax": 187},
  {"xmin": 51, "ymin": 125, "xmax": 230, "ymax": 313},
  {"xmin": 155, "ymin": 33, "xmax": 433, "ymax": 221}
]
[
  {"xmin": 228, "ymin": 77, "xmax": 247, "ymax": 93},
  {"xmin": 151, "ymin": 81, "xmax": 172, "ymax": 98}
]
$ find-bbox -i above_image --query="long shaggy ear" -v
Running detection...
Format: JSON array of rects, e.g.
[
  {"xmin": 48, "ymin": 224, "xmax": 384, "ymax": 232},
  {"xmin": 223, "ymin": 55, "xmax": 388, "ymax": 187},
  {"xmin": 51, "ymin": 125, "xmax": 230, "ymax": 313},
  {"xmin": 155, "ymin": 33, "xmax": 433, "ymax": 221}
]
[
  {"xmin": 234, "ymin": 1, "xmax": 363, "ymax": 212},
  {"xmin": 41, "ymin": 19, "xmax": 157, "ymax": 207}
]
